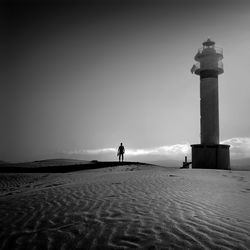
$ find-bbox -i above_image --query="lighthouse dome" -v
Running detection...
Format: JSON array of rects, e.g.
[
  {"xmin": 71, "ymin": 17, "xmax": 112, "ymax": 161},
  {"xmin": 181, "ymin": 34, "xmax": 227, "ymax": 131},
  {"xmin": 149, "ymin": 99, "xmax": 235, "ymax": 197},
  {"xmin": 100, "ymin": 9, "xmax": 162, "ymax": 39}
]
[{"xmin": 202, "ymin": 38, "xmax": 215, "ymax": 47}]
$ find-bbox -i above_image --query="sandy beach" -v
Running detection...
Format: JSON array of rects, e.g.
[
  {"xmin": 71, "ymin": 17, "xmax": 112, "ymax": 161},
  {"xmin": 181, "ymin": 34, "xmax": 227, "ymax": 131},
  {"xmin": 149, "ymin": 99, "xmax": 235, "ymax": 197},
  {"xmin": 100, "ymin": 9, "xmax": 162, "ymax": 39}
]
[{"xmin": 1, "ymin": 164, "xmax": 250, "ymax": 249}]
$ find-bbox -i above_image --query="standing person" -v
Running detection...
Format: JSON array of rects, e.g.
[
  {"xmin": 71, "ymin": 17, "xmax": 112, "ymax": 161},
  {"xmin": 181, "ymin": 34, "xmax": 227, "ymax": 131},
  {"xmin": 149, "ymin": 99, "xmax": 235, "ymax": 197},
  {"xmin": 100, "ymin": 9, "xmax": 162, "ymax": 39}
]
[{"xmin": 117, "ymin": 143, "xmax": 125, "ymax": 162}]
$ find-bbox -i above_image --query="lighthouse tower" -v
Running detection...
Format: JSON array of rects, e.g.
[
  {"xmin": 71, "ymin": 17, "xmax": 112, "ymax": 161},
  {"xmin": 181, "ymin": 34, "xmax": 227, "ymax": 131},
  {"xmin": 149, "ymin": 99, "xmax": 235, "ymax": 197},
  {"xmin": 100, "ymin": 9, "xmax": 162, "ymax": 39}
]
[{"xmin": 191, "ymin": 38, "xmax": 230, "ymax": 169}]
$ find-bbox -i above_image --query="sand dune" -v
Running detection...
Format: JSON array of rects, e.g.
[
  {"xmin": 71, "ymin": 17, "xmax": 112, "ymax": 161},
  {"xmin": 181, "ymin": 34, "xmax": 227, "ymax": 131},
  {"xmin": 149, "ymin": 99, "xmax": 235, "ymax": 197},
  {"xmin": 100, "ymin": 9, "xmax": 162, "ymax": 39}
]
[
  {"xmin": 0, "ymin": 160, "xmax": 151, "ymax": 173},
  {"xmin": 1, "ymin": 164, "xmax": 250, "ymax": 249}
]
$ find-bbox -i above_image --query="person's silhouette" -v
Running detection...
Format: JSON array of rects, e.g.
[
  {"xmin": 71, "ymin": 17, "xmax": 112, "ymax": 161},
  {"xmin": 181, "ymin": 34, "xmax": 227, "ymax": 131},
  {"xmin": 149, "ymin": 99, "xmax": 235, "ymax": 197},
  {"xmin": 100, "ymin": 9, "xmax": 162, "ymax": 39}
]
[{"xmin": 117, "ymin": 143, "xmax": 125, "ymax": 162}]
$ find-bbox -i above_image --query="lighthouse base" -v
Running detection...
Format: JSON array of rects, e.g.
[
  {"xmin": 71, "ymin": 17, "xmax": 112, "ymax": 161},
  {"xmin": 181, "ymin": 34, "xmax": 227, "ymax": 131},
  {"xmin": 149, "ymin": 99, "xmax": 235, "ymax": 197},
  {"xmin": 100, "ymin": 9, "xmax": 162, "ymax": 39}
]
[{"xmin": 191, "ymin": 144, "xmax": 230, "ymax": 170}]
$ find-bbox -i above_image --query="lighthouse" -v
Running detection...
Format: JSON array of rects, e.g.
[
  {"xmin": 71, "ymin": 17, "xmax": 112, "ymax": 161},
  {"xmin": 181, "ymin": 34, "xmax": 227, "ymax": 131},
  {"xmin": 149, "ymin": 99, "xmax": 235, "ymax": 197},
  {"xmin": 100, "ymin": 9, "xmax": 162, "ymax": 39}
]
[{"xmin": 191, "ymin": 38, "xmax": 230, "ymax": 170}]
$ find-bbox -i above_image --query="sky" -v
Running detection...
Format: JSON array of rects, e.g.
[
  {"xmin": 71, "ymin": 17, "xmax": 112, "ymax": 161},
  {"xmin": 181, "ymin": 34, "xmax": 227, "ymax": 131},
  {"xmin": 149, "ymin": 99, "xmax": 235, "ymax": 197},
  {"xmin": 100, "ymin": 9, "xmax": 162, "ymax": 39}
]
[{"xmin": 1, "ymin": 0, "xmax": 250, "ymax": 162}]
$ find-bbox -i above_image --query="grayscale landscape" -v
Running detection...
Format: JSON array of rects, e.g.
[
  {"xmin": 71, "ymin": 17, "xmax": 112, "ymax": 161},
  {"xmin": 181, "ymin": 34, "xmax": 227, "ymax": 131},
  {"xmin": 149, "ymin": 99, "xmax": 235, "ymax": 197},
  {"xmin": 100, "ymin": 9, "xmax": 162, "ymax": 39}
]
[{"xmin": 1, "ymin": 0, "xmax": 250, "ymax": 249}]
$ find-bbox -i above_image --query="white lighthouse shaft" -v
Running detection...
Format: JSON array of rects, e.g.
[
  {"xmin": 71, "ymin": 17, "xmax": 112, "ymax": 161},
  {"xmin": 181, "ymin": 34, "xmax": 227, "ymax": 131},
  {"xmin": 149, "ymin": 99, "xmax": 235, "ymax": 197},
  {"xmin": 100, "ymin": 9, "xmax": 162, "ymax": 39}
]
[
  {"xmin": 200, "ymin": 74, "xmax": 219, "ymax": 144},
  {"xmin": 192, "ymin": 39, "xmax": 223, "ymax": 145}
]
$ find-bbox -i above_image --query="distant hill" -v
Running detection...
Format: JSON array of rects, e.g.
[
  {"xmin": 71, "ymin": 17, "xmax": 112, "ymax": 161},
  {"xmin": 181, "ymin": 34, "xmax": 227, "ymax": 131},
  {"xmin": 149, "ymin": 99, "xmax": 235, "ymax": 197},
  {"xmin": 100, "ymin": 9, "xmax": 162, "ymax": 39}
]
[
  {"xmin": 0, "ymin": 158, "xmax": 91, "ymax": 170},
  {"xmin": 0, "ymin": 160, "xmax": 153, "ymax": 173},
  {"xmin": 0, "ymin": 160, "xmax": 9, "ymax": 165},
  {"xmin": 32, "ymin": 159, "xmax": 90, "ymax": 167}
]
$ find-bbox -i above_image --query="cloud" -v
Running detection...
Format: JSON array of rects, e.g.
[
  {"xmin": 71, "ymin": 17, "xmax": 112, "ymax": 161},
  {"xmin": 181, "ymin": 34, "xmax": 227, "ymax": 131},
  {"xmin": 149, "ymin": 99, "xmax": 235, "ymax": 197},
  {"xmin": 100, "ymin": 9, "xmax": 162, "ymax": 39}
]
[
  {"xmin": 126, "ymin": 144, "xmax": 190, "ymax": 156},
  {"xmin": 68, "ymin": 148, "xmax": 116, "ymax": 155},
  {"xmin": 66, "ymin": 137, "xmax": 250, "ymax": 160},
  {"xmin": 67, "ymin": 143, "xmax": 190, "ymax": 157},
  {"xmin": 221, "ymin": 137, "xmax": 250, "ymax": 158}
]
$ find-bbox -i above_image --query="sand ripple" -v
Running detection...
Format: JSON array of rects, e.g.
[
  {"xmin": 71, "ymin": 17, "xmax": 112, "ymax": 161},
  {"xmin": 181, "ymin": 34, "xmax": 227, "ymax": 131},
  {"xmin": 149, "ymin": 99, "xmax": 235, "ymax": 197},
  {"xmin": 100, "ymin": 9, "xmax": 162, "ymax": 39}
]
[{"xmin": 1, "ymin": 166, "xmax": 250, "ymax": 249}]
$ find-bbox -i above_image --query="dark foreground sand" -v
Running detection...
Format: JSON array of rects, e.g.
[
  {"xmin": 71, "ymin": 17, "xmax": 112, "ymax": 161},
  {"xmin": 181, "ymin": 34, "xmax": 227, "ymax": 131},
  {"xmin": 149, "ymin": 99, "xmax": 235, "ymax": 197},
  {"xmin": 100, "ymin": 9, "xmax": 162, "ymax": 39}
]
[{"xmin": 0, "ymin": 164, "xmax": 250, "ymax": 249}]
